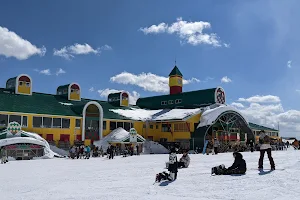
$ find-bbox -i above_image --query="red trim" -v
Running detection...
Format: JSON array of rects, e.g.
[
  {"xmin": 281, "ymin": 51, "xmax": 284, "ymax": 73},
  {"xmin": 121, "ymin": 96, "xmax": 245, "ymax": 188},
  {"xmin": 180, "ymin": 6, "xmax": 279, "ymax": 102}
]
[
  {"xmin": 76, "ymin": 135, "xmax": 82, "ymax": 141},
  {"xmin": 186, "ymin": 122, "xmax": 190, "ymax": 132},
  {"xmin": 170, "ymin": 86, "xmax": 182, "ymax": 95},
  {"xmin": 60, "ymin": 134, "xmax": 70, "ymax": 142},
  {"xmin": 122, "ymin": 93, "xmax": 128, "ymax": 97},
  {"xmin": 71, "ymin": 84, "xmax": 80, "ymax": 90},
  {"xmin": 19, "ymin": 76, "xmax": 30, "ymax": 82},
  {"xmin": 46, "ymin": 134, "xmax": 54, "ymax": 141}
]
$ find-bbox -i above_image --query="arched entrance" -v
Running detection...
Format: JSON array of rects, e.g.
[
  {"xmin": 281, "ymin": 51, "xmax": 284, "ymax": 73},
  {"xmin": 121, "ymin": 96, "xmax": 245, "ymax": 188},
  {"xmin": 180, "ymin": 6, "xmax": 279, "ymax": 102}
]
[{"xmin": 82, "ymin": 101, "xmax": 103, "ymax": 141}]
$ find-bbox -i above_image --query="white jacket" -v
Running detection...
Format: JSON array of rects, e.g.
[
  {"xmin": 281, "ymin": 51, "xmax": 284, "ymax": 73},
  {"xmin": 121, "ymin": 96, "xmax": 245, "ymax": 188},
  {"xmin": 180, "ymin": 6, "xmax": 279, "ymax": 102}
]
[{"xmin": 259, "ymin": 133, "xmax": 271, "ymax": 150}]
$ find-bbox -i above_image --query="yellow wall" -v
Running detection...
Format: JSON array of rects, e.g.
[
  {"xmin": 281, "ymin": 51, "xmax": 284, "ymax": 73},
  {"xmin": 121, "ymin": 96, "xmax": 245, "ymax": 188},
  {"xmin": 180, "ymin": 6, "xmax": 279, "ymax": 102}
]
[
  {"xmin": 169, "ymin": 76, "xmax": 183, "ymax": 87},
  {"xmin": 17, "ymin": 85, "xmax": 31, "ymax": 95},
  {"xmin": 121, "ymin": 99, "xmax": 129, "ymax": 106},
  {"xmin": 70, "ymin": 90, "xmax": 80, "ymax": 101}
]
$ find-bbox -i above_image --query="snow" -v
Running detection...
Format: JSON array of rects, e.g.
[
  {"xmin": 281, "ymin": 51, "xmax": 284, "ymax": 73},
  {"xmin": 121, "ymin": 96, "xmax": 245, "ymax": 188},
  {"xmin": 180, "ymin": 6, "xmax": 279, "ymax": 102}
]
[
  {"xmin": 49, "ymin": 145, "xmax": 69, "ymax": 157},
  {"xmin": 143, "ymin": 141, "xmax": 169, "ymax": 154},
  {"xmin": 198, "ymin": 105, "xmax": 248, "ymax": 128},
  {"xmin": 59, "ymin": 102, "xmax": 73, "ymax": 106},
  {"xmin": 1, "ymin": 149, "xmax": 299, "ymax": 200},
  {"xmin": 110, "ymin": 108, "xmax": 201, "ymax": 121}
]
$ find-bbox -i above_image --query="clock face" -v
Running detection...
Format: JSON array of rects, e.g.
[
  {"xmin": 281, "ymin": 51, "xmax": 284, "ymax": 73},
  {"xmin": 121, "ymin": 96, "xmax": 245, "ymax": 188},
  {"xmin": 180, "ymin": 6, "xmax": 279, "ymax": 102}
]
[{"xmin": 177, "ymin": 79, "xmax": 182, "ymax": 85}]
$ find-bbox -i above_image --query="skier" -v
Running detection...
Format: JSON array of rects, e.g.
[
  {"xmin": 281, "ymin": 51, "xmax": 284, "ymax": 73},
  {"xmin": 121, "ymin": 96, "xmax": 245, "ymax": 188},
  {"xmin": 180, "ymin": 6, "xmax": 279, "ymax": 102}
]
[
  {"xmin": 258, "ymin": 130, "xmax": 275, "ymax": 170},
  {"xmin": 212, "ymin": 152, "xmax": 246, "ymax": 175},
  {"xmin": 155, "ymin": 147, "xmax": 178, "ymax": 182},
  {"xmin": 177, "ymin": 150, "xmax": 190, "ymax": 168}
]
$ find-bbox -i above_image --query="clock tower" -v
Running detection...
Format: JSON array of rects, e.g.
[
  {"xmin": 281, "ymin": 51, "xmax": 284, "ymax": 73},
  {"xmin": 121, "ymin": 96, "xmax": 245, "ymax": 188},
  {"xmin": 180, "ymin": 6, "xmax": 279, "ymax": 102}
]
[{"xmin": 169, "ymin": 65, "xmax": 183, "ymax": 95}]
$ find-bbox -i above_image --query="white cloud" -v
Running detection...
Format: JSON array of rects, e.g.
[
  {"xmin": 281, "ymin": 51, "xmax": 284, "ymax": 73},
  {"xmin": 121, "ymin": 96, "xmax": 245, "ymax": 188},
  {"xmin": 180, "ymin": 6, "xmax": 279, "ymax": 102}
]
[
  {"xmin": 56, "ymin": 68, "xmax": 66, "ymax": 76},
  {"xmin": 231, "ymin": 102, "xmax": 244, "ymax": 108},
  {"xmin": 221, "ymin": 76, "xmax": 232, "ymax": 83},
  {"xmin": 110, "ymin": 71, "xmax": 201, "ymax": 93},
  {"xmin": 238, "ymin": 95, "xmax": 281, "ymax": 103},
  {"xmin": 89, "ymin": 87, "xmax": 95, "ymax": 92},
  {"xmin": 100, "ymin": 45, "xmax": 112, "ymax": 50},
  {"xmin": 53, "ymin": 43, "xmax": 111, "ymax": 59},
  {"xmin": 98, "ymin": 88, "xmax": 140, "ymax": 105},
  {"xmin": 287, "ymin": 60, "xmax": 292, "ymax": 68},
  {"xmin": 39, "ymin": 69, "xmax": 51, "ymax": 75},
  {"xmin": 234, "ymin": 94, "xmax": 300, "ymax": 138},
  {"xmin": 139, "ymin": 17, "xmax": 226, "ymax": 47},
  {"xmin": 0, "ymin": 26, "xmax": 46, "ymax": 60}
]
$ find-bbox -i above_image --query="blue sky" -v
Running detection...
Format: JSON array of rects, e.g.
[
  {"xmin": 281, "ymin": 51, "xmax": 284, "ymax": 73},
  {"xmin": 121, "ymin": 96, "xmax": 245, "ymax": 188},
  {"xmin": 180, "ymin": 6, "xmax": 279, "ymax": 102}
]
[{"xmin": 1, "ymin": 0, "xmax": 300, "ymax": 137}]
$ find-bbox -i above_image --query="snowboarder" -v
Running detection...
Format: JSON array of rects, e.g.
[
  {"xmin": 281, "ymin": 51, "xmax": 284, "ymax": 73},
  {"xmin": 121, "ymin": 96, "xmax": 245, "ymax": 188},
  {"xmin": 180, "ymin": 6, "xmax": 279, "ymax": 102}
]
[
  {"xmin": 212, "ymin": 152, "xmax": 246, "ymax": 175},
  {"xmin": 155, "ymin": 147, "xmax": 178, "ymax": 182},
  {"xmin": 258, "ymin": 130, "xmax": 275, "ymax": 170},
  {"xmin": 177, "ymin": 150, "xmax": 190, "ymax": 168}
]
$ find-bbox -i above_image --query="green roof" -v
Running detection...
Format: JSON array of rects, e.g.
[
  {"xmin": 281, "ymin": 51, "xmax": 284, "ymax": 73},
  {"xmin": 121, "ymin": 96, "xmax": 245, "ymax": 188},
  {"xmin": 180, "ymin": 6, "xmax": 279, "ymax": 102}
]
[
  {"xmin": 136, "ymin": 88, "xmax": 217, "ymax": 109},
  {"xmin": 0, "ymin": 88, "xmax": 134, "ymax": 120},
  {"xmin": 169, "ymin": 66, "xmax": 183, "ymax": 77},
  {"xmin": 57, "ymin": 84, "xmax": 70, "ymax": 91},
  {"xmin": 249, "ymin": 122, "xmax": 278, "ymax": 132}
]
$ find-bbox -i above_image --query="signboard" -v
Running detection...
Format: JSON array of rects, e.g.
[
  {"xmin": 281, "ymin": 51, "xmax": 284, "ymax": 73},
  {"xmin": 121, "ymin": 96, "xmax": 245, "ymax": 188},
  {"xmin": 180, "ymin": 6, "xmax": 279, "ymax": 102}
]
[
  {"xmin": 6, "ymin": 144, "xmax": 43, "ymax": 150},
  {"xmin": 129, "ymin": 128, "xmax": 137, "ymax": 143},
  {"xmin": 7, "ymin": 121, "xmax": 22, "ymax": 136}
]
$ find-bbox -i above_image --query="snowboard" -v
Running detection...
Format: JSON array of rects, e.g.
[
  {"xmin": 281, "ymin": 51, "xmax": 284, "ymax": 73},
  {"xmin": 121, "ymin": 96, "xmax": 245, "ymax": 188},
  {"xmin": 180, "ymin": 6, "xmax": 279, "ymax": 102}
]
[{"xmin": 202, "ymin": 140, "xmax": 209, "ymax": 154}]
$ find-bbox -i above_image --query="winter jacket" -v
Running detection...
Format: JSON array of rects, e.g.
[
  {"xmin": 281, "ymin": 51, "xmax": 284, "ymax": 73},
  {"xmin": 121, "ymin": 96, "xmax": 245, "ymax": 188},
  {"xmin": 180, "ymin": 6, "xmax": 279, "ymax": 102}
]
[
  {"xmin": 179, "ymin": 154, "xmax": 190, "ymax": 168},
  {"xmin": 228, "ymin": 152, "xmax": 247, "ymax": 172},
  {"xmin": 168, "ymin": 152, "xmax": 178, "ymax": 173},
  {"xmin": 259, "ymin": 133, "xmax": 271, "ymax": 150},
  {"xmin": 213, "ymin": 140, "xmax": 220, "ymax": 148}
]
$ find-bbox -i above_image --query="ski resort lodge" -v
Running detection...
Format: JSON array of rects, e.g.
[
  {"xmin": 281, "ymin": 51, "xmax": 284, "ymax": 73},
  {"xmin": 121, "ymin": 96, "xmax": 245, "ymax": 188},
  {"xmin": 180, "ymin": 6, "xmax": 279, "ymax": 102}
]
[{"xmin": 0, "ymin": 66, "xmax": 280, "ymax": 151}]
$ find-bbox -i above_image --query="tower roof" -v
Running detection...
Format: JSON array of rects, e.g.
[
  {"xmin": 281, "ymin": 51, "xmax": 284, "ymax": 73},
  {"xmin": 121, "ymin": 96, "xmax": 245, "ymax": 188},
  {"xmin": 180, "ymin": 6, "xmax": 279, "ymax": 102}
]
[{"xmin": 169, "ymin": 66, "xmax": 183, "ymax": 77}]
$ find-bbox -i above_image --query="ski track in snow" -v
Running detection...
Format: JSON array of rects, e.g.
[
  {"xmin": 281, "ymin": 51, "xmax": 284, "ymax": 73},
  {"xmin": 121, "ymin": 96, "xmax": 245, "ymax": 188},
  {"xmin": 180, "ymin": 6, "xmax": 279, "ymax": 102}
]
[{"xmin": 0, "ymin": 148, "xmax": 299, "ymax": 200}]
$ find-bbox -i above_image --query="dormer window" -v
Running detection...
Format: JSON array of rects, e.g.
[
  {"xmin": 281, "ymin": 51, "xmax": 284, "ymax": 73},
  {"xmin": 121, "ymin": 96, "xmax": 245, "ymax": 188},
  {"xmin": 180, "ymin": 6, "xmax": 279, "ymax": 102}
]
[
  {"xmin": 161, "ymin": 101, "xmax": 167, "ymax": 105},
  {"xmin": 26, "ymin": 82, "xmax": 30, "ymax": 87},
  {"xmin": 19, "ymin": 81, "xmax": 23, "ymax": 86},
  {"xmin": 175, "ymin": 99, "xmax": 182, "ymax": 104},
  {"xmin": 168, "ymin": 100, "xmax": 174, "ymax": 104}
]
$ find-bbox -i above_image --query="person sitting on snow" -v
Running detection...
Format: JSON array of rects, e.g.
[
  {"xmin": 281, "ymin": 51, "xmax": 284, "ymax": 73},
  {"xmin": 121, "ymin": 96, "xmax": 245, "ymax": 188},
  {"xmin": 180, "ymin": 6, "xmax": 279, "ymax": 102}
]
[
  {"xmin": 177, "ymin": 150, "xmax": 190, "ymax": 168},
  {"xmin": 212, "ymin": 152, "xmax": 247, "ymax": 175},
  {"xmin": 156, "ymin": 147, "xmax": 178, "ymax": 182}
]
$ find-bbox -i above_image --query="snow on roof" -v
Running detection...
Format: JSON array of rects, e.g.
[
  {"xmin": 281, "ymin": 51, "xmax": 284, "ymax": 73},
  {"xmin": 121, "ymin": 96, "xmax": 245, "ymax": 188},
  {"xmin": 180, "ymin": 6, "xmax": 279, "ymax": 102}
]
[
  {"xmin": 197, "ymin": 105, "xmax": 249, "ymax": 128},
  {"xmin": 0, "ymin": 137, "xmax": 45, "ymax": 147},
  {"xmin": 109, "ymin": 108, "xmax": 202, "ymax": 121},
  {"xmin": 94, "ymin": 127, "xmax": 129, "ymax": 150}
]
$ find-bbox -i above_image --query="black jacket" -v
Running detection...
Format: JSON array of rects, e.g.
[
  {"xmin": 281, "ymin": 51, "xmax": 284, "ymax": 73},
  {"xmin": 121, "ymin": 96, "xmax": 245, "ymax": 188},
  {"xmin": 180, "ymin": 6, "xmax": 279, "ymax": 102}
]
[{"xmin": 228, "ymin": 152, "xmax": 247, "ymax": 172}]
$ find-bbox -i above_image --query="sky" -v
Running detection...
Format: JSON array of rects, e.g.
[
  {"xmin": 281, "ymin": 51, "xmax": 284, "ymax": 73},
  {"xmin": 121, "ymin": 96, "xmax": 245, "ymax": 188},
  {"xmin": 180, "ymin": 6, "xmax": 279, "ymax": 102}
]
[{"xmin": 1, "ymin": 0, "xmax": 300, "ymax": 137}]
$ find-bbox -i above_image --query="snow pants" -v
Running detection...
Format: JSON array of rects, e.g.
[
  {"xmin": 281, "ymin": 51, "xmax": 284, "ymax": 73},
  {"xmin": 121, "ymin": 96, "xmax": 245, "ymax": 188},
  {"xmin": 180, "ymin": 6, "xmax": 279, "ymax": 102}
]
[
  {"xmin": 212, "ymin": 165, "xmax": 246, "ymax": 175},
  {"xmin": 156, "ymin": 171, "xmax": 176, "ymax": 182},
  {"xmin": 259, "ymin": 148, "xmax": 275, "ymax": 169}
]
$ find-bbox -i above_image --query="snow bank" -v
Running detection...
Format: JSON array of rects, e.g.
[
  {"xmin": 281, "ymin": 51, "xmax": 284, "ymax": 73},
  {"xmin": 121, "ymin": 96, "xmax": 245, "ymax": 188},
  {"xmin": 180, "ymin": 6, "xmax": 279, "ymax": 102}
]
[
  {"xmin": 110, "ymin": 108, "xmax": 201, "ymax": 121},
  {"xmin": 49, "ymin": 145, "xmax": 69, "ymax": 157},
  {"xmin": 93, "ymin": 127, "xmax": 129, "ymax": 152},
  {"xmin": 142, "ymin": 141, "xmax": 169, "ymax": 154}
]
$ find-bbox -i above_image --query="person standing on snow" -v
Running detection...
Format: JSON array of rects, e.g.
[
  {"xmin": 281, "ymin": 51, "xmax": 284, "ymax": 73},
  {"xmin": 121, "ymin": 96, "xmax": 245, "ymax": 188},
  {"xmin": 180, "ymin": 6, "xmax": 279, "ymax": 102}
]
[
  {"xmin": 84, "ymin": 146, "xmax": 91, "ymax": 159},
  {"xmin": 258, "ymin": 130, "xmax": 275, "ymax": 170},
  {"xmin": 248, "ymin": 139, "xmax": 254, "ymax": 152},
  {"xmin": 213, "ymin": 138, "xmax": 220, "ymax": 155},
  {"xmin": 0, "ymin": 146, "xmax": 7, "ymax": 164},
  {"xmin": 155, "ymin": 147, "xmax": 178, "ymax": 182}
]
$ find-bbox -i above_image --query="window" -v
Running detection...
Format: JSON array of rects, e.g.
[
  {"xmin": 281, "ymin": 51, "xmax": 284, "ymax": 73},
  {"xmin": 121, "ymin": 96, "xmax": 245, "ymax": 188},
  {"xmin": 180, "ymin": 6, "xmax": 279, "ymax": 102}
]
[
  {"xmin": 33, "ymin": 117, "xmax": 42, "ymax": 128},
  {"xmin": 175, "ymin": 99, "xmax": 182, "ymax": 104},
  {"xmin": 26, "ymin": 82, "xmax": 30, "ymax": 87},
  {"xmin": 160, "ymin": 138, "xmax": 167, "ymax": 142},
  {"xmin": 53, "ymin": 118, "xmax": 62, "ymax": 128},
  {"xmin": 103, "ymin": 120, "xmax": 106, "ymax": 130},
  {"xmin": 130, "ymin": 123, "xmax": 134, "ymax": 128},
  {"xmin": 22, "ymin": 116, "xmax": 28, "ymax": 127},
  {"xmin": 19, "ymin": 81, "xmax": 23, "ymax": 86},
  {"xmin": 9, "ymin": 115, "xmax": 21, "ymax": 124},
  {"xmin": 168, "ymin": 100, "xmax": 174, "ymax": 104},
  {"xmin": 124, "ymin": 122, "xmax": 130, "ymax": 131},
  {"xmin": 174, "ymin": 123, "xmax": 190, "ymax": 132},
  {"xmin": 43, "ymin": 117, "xmax": 52, "ymax": 128},
  {"xmin": 117, "ymin": 122, "xmax": 123, "ymax": 128},
  {"xmin": 75, "ymin": 119, "xmax": 81, "ymax": 128},
  {"xmin": 150, "ymin": 125, "xmax": 153, "ymax": 129},
  {"xmin": 110, "ymin": 121, "xmax": 116, "ymax": 130},
  {"xmin": 62, "ymin": 118, "xmax": 70, "ymax": 129},
  {"xmin": 161, "ymin": 101, "xmax": 167, "ymax": 105},
  {"xmin": 0, "ymin": 114, "xmax": 8, "ymax": 126},
  {"xmin": 161, "ymin": 124, "xmax": 170, "ymax": 132},
  {"xmin": 156, "ymin": 125, "xmax": 159, "ymax": 129}
]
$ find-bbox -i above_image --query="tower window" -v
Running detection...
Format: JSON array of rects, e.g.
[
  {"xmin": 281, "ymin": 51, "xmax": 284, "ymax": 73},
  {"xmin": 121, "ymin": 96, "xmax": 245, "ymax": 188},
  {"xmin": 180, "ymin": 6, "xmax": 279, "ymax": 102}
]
[
  {"xmin": 26, "ymin": 82, "xmax": 30, "ymax": 87},
  {"xmin": 19, "ymin": 81, "xmax": 23, "ymax": 86},
  {"xmin": 168, "ymin": 100, "xmax": 174, "ymax": 104},
  {"xmin": 175, "ymin": 99, "xmax": 182, "ymax": 104},
  {"xmin": 161, "ymin": 101, "xmax": 167, "ymax": 105}
]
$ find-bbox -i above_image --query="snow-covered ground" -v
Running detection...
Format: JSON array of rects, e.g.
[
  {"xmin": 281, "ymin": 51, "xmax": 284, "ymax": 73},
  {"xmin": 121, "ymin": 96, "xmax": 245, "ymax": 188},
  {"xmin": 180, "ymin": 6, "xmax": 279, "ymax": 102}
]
[{"xmin": 0, "ymin": 148, "xmax": 300, "ymax": 200}]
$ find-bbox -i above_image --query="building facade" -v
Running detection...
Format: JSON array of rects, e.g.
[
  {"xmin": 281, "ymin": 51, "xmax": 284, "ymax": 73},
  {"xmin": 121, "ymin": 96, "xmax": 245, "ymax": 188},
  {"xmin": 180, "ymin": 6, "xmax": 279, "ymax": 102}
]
[{"xmin": 0, "ymin": 66, "xmax": 279, "ymax": 150}]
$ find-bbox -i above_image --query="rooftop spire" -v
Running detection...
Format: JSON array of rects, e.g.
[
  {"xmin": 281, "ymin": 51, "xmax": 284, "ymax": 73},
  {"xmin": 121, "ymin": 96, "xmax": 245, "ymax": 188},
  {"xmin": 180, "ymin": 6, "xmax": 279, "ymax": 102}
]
[{"xmin": 169, "ymin": 65, "xmax": 183, "ymax": 77}]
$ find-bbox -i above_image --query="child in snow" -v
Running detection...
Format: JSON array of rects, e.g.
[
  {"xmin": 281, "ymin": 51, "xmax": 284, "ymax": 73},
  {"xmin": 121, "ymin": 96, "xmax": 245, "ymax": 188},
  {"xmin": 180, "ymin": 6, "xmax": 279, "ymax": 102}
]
[
  {"xmin": 177, "ymin": 150, "xmax": 190, "ymax": 168},
  {"xmin": 156, "ymin": 147, "xmax": 178, "ymax": 182},
  {"xmin": 212, "ymin": 152, "xmax": 247, "ymax": 175}
]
